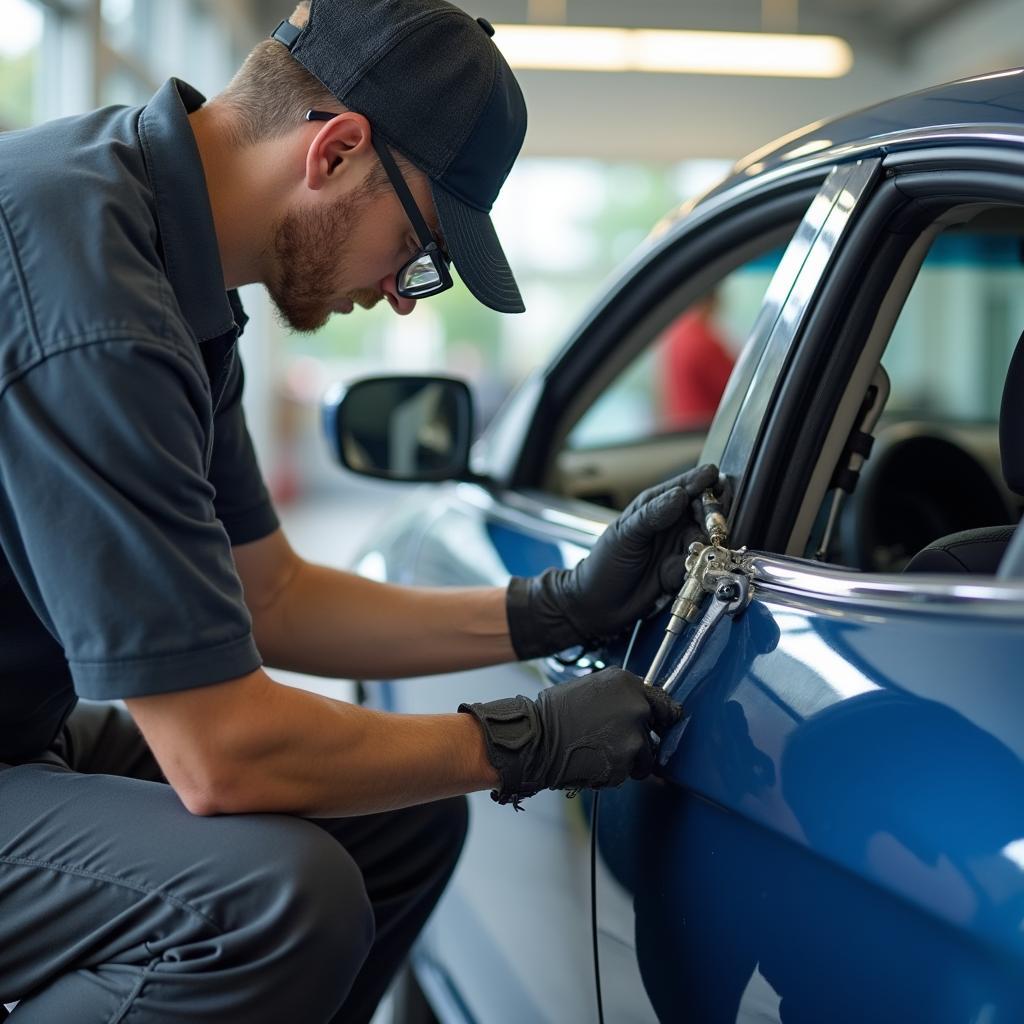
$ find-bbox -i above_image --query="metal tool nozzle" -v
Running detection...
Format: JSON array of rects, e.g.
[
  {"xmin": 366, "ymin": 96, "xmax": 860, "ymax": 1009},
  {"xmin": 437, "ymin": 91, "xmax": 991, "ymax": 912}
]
[{"xmin": 700, "ymin": 488, "xmax": 727, "ymax": 547}]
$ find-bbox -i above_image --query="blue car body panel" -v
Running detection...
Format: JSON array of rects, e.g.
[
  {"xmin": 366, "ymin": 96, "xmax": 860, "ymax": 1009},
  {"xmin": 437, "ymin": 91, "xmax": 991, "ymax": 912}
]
[{"xmin": 362, "ymin": 490, "xmax": 599, "ymax": 1024}]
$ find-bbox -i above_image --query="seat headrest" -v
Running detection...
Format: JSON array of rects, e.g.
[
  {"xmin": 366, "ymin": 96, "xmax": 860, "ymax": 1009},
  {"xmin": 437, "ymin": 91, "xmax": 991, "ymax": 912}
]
[{"xmin": 1000, "ymin": 328, "xmax": 1024, "ymax": 496}]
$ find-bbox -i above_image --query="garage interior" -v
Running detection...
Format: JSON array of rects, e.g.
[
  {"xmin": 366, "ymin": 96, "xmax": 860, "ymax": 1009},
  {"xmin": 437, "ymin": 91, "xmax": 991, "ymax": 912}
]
[{"xmin": 2, "ymin": 1, "xmax": 1023, "ymax": 1021}]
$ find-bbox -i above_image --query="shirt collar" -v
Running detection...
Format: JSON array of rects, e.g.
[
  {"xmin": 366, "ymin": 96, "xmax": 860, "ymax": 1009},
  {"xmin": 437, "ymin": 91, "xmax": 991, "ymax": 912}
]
[{"xmin": 138, "ymin": 78, "xmax": 246, "ymax": 342}]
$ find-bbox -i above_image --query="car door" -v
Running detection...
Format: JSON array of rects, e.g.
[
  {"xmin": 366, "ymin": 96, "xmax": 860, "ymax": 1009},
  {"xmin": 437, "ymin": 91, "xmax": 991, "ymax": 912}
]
[
  {"xmin": 594, "ymin": 559, "xmax": 1024, "ymax": 1023},
  {"xmin": 591, "ymin": 151, "xmax": 1024, "ymax": 1023},
  {"xmin": 368, "ymin": 171, "xmax": 828, "ymax": 1023}
]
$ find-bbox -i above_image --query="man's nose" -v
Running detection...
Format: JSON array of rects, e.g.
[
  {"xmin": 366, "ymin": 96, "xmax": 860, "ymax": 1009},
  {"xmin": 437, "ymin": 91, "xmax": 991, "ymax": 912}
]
[{"xmin": 380, "ymin": 274, "xmax": 417, "ymax": 316}]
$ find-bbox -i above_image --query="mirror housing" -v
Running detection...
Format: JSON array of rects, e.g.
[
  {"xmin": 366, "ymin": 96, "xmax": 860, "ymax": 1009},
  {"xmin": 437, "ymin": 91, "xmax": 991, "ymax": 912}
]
[{"xmin": 322, "ymin": 376, "xmax": 474, "ymax": 483}]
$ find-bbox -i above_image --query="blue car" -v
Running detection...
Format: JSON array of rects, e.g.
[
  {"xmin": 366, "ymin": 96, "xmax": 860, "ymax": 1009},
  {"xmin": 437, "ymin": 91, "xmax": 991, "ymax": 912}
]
[{"xmin": 325, "ymin": 68, "xmax": 1024, "ymax": 1024}]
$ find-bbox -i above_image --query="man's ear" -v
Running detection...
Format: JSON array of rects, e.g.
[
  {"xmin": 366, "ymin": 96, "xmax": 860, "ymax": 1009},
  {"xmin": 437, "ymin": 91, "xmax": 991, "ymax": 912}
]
[{"xmin": 304, "ymin": 112, "xmax": 373, "ymax": 192}]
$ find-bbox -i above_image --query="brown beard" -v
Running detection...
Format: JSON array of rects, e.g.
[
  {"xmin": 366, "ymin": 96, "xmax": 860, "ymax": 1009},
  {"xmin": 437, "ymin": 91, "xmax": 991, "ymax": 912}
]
[{"xmin": 268, "ymin": 190, "xmax": 379, "ymax": 332}]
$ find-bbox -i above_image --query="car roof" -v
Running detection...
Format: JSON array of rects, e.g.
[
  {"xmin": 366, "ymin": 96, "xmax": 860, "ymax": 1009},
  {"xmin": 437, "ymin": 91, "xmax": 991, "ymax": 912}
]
[{"xmin": 665, "ymin": 67, "xmax": 1024, "ymax": 227}]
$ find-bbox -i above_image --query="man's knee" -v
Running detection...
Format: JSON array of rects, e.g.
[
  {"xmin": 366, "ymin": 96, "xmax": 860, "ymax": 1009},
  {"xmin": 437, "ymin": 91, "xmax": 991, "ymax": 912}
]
[
  {"xmin": 252, "ymin": 814, "xmax": 374, "ymax": 949},
  {"xmin": 217, "ymin": 815, "xmax": 375, "ymax": 1013}
]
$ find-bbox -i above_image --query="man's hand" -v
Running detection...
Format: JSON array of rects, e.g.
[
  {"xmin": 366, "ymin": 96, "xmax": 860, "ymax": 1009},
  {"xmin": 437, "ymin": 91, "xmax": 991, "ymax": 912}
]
[
  {"xmin": 459, "ymin": 667, "xmax": 683, "ymax": 807},
  {"xmin": 506, "ymin": 464, "xmax": 725, "ymax": 659}
]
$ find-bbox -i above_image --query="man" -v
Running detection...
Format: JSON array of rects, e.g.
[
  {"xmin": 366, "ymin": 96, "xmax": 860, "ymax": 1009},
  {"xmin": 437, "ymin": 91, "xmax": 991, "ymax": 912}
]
[
  {"xmin": 661, "ymin": 291, "xmax": 736, "ymax": 430},
  {"xmin": 0, "ymin": 1, "xmax": 721, "ymax": 1020}
]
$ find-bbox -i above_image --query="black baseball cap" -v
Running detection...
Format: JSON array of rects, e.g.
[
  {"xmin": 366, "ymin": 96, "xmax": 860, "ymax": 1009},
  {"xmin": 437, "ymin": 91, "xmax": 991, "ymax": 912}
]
[{"xmin": 271, "ymin": 0, "xmax": 527, "ymax": 313}]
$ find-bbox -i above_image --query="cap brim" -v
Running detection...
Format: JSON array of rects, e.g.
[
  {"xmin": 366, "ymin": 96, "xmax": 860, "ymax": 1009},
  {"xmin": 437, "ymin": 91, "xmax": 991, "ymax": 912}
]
[{"xmin": 432, "ymin": 184, "xmax": 525, "ymax": 314}]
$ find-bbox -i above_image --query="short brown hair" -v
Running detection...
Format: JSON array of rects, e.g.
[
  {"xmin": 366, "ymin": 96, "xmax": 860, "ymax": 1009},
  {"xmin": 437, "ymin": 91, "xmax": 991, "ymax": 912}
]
[
  {"xmin": 216, "ymin": 2, "xmax": 411, "ymax": 190},
  {"xmin": 218, "ymin": 3, "xmax": 338, "ymax": 148}
]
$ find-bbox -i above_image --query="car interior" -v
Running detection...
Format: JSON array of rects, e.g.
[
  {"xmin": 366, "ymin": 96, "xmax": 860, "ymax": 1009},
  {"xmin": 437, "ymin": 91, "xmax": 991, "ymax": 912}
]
[
  {"xmin": 795, "ymin": 206, "xmax": 1024, "ymax": 576},
  {"xmin": 542, "ymin": 199, "xmax": 1024, "ymax": 580}
]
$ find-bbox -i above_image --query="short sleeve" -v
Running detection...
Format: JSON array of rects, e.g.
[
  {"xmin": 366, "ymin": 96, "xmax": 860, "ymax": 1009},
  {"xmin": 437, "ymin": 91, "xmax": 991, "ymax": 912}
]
[
  {"xmin": 208, "ymin": 348, "xmax": 280, "ymax": 546},
  {"xmin": 0, "ymin": 339, "xmax": 262, "ymax": 700}
]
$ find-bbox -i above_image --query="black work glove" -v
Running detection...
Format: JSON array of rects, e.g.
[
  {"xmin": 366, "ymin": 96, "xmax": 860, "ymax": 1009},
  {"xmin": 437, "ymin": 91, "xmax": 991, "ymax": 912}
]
[
  {"xmin": 460, "ymin": 667, "xmax": 683, "ymax": 808},
  {"xmin": 506, "ymin": 464, "xmax": 725, "ymax": 659}
]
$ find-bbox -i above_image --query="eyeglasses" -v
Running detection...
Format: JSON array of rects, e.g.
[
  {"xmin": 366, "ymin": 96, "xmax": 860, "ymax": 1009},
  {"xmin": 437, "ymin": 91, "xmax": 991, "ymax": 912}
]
[{"xmin": 305, "ymin": 110, "xmax": 453, "ymax": 300}]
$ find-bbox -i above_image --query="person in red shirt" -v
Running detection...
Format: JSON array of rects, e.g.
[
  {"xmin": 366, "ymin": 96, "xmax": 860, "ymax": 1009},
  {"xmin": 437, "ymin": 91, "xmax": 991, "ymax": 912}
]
[{"xmin": 661, "ymin": 291, "xmax": 736, "ymax": 429}]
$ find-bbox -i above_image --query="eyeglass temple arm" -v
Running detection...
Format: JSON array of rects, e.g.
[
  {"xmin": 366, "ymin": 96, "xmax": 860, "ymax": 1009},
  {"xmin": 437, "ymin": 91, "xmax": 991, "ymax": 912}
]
[{"xmin": 371, "ymin": 137, "xmax": 436, "ymax": 250}]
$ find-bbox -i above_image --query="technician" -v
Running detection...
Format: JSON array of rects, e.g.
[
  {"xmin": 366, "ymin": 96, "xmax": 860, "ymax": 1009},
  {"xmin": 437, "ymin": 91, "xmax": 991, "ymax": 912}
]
[{"xmin": 0, "ymin": 1, "xmax": 721, "ymax": 1021}]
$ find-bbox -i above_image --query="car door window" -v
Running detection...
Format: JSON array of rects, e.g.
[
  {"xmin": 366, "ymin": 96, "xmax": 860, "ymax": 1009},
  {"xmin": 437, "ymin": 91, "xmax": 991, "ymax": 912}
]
[
  {"xmin": 550, "ymin": 244, "xmax": 790, "ymax": 510},
  {"xmin": 541, "ymin": 164, "xmax": 877, "ymax": 513},
  {"xmin": 564, "ymin": 249, "xmax": 785, "ymax": 452}
]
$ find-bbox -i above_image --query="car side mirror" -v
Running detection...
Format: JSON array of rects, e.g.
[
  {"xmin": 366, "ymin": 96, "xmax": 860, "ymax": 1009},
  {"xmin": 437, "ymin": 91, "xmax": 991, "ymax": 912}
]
[{"xmin": 322, "ymin": 376, "xmax": 474, "ymax": 482}]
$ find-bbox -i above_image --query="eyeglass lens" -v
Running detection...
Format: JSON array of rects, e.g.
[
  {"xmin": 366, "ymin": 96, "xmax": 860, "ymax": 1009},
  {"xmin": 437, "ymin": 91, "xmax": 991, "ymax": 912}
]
[{"xmin": 400, "ymin": 253, "xmax": 443, "ymax": 296}]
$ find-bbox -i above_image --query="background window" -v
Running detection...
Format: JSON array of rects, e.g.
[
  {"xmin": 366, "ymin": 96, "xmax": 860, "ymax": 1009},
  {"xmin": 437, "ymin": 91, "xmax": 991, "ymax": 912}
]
[{"xmin": 0, "ymin": 0, "xmax": 43, "ymax": 131}]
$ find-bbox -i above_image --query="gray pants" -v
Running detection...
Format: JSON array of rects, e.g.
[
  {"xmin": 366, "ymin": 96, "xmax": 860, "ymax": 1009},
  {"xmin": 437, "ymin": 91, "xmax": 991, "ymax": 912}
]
[{"xmin": 0, "ymin": 701, "xmax": 468, "ymax": 1023}]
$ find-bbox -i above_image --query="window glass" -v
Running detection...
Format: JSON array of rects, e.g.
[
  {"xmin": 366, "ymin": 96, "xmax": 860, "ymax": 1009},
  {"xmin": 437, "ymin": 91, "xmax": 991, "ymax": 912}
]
[
  {"xmin": 883, "ymin": 232, "xmax": 1024, "ymax": 423},
  {"xmin": 565, "ymin": 247, "xmax": 786, "ymax": 451},
  {"xmin": 0, "ymin": 0, "xmax": 42, "ymax": 131}
]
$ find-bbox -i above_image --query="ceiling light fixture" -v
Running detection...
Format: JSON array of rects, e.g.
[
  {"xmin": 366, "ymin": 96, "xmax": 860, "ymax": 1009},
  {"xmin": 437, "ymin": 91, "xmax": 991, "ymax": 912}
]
[{"xmin": 492, "ymin": 25, "xmax": 853, "ymax": 78}]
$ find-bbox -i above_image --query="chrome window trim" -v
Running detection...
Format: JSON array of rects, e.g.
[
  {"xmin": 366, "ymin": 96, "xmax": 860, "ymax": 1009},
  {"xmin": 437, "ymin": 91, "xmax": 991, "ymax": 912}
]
[
  {"xmin": 748, "ymin": 552, "xmax": 1024, "ymax": 614},
  {"xmin": 704, "ymin": 159, "xmax": 882, "ymax": 479},
  {"xmin": 453, "ymin": 484, "xmax": 1024, "ymax": 613}
]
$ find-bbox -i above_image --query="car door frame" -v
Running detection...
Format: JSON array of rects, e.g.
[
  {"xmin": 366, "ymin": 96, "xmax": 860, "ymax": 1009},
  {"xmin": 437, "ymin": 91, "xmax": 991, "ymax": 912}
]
[{"xmin": 727, "ymin": 142, "xmax": 1024, "ymax": 555}]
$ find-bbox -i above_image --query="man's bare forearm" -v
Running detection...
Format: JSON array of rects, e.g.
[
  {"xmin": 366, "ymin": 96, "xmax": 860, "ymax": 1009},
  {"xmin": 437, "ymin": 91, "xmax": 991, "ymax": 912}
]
[
  {"xmin": 252, "ymin": 558, "xmax": 517, "ymax": 679},
  {"xmin": 128, "ymin": 670, "xmax": 499, "ymax": 817}
]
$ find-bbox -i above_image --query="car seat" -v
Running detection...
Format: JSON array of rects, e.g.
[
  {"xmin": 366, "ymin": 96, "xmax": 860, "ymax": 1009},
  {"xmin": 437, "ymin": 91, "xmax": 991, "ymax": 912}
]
[{"xmin": 904, "ymin": 327, "xmax": 1024, "ymax": 573}]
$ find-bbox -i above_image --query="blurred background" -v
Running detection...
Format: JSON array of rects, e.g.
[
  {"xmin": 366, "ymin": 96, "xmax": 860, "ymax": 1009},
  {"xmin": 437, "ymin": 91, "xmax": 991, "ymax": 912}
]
[{"xmin": 1, "ymin": 0, "xmax": 1021, "ymax": 563}]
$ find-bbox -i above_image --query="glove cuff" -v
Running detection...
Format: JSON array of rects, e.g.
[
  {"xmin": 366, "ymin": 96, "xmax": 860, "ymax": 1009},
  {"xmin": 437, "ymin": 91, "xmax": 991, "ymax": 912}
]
[
  {"xmin": 505, "ymin": 572, "xmax": 588, "ymax": 661},
  {"xmin": 458, "ymin": 696, "xmax": 543, "ymax": 808}
]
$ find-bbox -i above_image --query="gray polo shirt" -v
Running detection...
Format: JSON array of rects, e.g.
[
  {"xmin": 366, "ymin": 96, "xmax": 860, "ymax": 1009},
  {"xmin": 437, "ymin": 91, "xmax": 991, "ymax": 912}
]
[{"xmin": 0, "ymin": 78, "xmax": 279, "ymax": 761}]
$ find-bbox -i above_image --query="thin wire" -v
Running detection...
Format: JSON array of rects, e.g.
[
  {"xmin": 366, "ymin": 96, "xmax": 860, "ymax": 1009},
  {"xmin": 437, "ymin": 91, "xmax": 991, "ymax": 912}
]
[
  {"xmin": 591, "ymin": 618, "xmax": 644, "ymax": 1024},
  {"xmin": 590, "ymin": 785, "xmax": 604, "ymax": 1024},
  {"xmin": 622, "ymin": 618, "xmax": 643, "ymax": 674}
]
